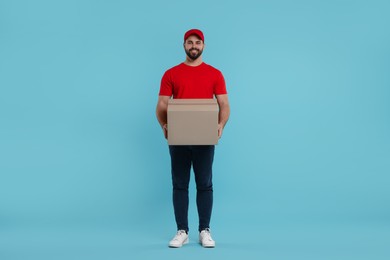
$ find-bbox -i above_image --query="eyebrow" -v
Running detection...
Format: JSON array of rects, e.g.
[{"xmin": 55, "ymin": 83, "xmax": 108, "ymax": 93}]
[{"xmin": 186, "ymin": 40, "xmax": 202, "ymax": 43}]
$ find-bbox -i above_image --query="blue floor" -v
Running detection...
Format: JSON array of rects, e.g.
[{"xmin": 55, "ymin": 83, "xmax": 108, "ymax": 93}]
[{"xmin": 2, "ymin": 222, "xmax": 389, "ymax": 260}]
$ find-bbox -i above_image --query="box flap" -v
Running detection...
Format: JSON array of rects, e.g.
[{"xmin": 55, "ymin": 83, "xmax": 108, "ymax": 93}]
[{"xmin": 168, "ymin": 99, "xmax": 217, "ymax": 105}]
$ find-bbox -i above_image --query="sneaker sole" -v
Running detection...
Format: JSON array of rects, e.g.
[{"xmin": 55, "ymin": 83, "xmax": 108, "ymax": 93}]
[
  {"xmin": 199, "ymin": 241, "xmax": 215, "ymax": 248},
  {"xmin": 169, "ymin": 238, "xmax": 189, "ymax": 248}
]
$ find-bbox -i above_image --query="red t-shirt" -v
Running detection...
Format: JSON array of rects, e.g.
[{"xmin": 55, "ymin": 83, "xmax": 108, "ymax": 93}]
[{"xmin": 159, "ymin": 62, "xmax": 227, "ymax": 99}]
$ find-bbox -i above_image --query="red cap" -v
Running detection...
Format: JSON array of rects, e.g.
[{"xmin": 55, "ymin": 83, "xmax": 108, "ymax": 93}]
[{"xmin": 184, "ymin": 29, "xmax": 204, "ymax": 42}]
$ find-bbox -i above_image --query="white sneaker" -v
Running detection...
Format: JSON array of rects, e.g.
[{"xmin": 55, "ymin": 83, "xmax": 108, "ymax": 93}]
[
  {"xmin": 199, "ymin": 228, "xmax": 215, "ymax": 248},
  {"xmin": 169, "ymin": 230, "xmax": 189, "ymax": 248}
]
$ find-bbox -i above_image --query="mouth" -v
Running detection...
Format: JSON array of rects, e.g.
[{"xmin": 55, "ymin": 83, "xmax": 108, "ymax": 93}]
[{"xmin": 186, "ymin": 48, "xmax": 202, "ymax": 60}]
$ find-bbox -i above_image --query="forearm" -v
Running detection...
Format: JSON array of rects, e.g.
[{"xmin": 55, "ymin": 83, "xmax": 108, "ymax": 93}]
[
  {"xmin": 218, "ymin": 103, "xmax": 230, "ymax": 127},
  {"xmin": 156, "ymin": 96, "xmax": 169, "ymax": 128},
  {"xmin": 156, "ymin": 105, "xmax": 167, "ymax": 127}
]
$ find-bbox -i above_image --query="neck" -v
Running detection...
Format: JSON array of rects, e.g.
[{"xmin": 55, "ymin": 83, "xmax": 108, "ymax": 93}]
[{"xmin": 184, "ymin": 56, "xmax": 203, "ymax": 66}]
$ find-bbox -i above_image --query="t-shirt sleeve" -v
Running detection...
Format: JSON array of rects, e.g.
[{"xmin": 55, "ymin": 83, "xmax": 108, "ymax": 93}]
[
  {"xmin": 159, "ymin": 70, "xmax": 173, "ymax": 96},
  {"xmin": 214, "ymin": 70, "xmax": 228, "ymax": 95}
]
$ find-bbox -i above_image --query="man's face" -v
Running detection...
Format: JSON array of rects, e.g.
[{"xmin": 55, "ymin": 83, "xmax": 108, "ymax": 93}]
[{"xmin": 184, "ymin": 35, "xmax": 204, "ymax": 61}]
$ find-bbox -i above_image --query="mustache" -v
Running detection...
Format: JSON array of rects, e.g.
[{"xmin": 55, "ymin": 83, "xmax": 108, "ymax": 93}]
[{"xmin": 189, "ymin": 48, "xmax": 200, "ymax": 51}]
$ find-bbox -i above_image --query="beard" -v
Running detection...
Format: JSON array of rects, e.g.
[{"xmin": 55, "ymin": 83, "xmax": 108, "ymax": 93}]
[{"xmin": 185, "ymin": 47, "xmax": 203, "ymax": 61}]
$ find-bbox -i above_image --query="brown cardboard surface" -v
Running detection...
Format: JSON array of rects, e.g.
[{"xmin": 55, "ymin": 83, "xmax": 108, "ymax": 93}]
[{"xmin": 167, "ymin": 99, "xmax": 219, "ymax": 145}]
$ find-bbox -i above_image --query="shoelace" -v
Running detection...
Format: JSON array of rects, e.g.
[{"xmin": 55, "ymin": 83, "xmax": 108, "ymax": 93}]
[
  {"xmin": 202, "ymin": 229, "xmax": 213, "ymax": 241},
  {"xmin": 173, "ymin": 230, "xmax": 186, "ymax": 241}
]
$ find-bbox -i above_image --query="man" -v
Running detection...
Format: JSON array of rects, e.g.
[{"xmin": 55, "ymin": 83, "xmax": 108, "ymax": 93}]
[{"xmin": 156, "ymin": 29, "xmax": 230, "ymax": 248}]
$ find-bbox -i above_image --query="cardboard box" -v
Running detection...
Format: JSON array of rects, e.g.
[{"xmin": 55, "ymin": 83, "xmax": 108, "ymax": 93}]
[{"xmin": 168, "ymin": 99, "xmax": 219, "ymax": 145}]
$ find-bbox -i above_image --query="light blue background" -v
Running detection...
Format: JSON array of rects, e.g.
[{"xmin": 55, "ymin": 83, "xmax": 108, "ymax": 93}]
[{"xmin": 1, "ymin": 0, "xmax": 389, "ymax": 259}]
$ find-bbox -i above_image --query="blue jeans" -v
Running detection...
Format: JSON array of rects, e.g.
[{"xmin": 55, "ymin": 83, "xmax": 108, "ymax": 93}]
[{"xmin": 169, "ymin": 145, "xmax": 215, "ymax": 232}]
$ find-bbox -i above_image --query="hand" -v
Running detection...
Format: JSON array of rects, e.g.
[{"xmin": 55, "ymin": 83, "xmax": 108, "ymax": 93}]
[
  {"xmin": 163, "ymin": 124, "xmax": 168, "ymax": 139},
  {"xmin": 218, "ymin": 123, "xmax": 223, "ymax": 139}
]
